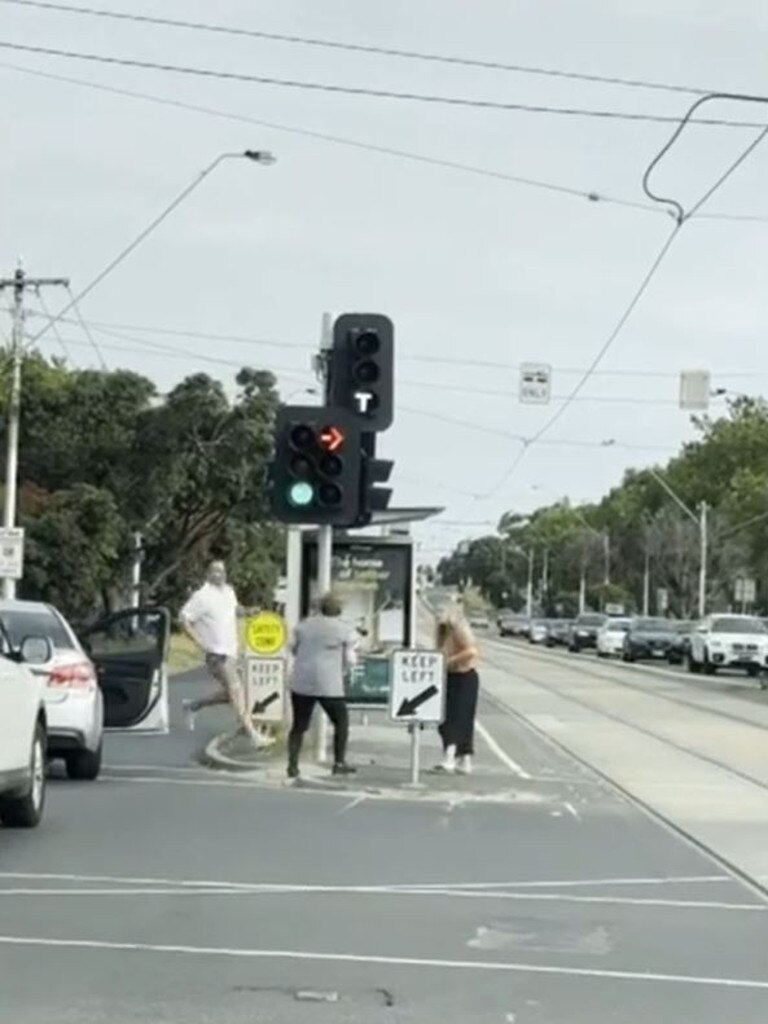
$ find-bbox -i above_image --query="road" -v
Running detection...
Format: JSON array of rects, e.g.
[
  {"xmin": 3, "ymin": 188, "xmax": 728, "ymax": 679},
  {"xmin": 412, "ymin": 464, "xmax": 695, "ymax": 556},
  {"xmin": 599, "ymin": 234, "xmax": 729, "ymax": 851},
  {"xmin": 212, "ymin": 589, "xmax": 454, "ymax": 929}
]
[{"xmin": 1, "ymin": 660, "xmax": 767, "ymax": 1023}]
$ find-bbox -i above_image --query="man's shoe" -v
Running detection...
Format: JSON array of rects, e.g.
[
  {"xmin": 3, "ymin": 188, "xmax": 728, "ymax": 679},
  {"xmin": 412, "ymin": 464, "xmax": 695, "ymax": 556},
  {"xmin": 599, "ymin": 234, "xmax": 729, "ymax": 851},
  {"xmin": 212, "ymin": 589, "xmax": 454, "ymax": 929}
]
[
  {"xmin": 287, "ymin": 763, "xmax": 300, "ymax": 780},
  {"xmin": 332, "ymin": 763, "xmax": 357, "ymax": 776},
  {"xmin": 456, "ymin": 755, "xmax": 473, "ymax": 775}
]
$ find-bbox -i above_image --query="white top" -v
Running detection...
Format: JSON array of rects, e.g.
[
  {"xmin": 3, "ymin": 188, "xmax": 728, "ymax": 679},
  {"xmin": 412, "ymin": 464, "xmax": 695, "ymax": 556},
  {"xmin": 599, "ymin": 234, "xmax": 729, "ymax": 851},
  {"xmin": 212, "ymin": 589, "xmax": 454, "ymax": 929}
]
[{"xmin": 180, "ymin": 582, "xmax": 239, "ymax": 657}]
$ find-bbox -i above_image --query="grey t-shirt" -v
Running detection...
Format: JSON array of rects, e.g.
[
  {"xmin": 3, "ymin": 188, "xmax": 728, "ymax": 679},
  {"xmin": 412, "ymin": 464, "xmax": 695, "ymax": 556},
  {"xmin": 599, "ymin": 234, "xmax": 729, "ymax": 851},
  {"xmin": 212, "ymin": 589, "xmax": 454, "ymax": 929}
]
[{"xmin": 290, "ymin": 616, "xmax": 357, "ymax": 698}]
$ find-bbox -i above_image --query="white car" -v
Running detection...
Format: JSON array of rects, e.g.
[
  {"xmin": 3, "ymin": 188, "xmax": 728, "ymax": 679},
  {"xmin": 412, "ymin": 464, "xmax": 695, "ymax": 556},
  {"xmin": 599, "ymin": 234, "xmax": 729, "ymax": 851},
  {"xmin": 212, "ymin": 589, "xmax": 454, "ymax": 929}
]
[
  {"xmin": 0, "ymin": 600, "xmax": 104, "ymax": 780},
  {"xmin": 596, "ymin": 617, "xmax": 631, "ymax": 657},
  {"xmin": 687, "ymin": 614, "xmax": 768, "ymax": 677},
  {"xmin": 529, "ymin": 619, "xmax": 549, "ymax": 644},
  {"xmin": 0, "ymin": 634, "xmax": 52, "ymax": 828}
]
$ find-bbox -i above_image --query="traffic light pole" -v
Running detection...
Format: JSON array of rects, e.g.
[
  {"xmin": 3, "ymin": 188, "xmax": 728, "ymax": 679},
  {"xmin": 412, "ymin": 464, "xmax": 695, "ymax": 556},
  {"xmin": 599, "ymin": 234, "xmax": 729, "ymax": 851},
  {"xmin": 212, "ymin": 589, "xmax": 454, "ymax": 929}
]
[{"xmin": 314, "ymin": 313, "xmax": 334, "ymax": 764}]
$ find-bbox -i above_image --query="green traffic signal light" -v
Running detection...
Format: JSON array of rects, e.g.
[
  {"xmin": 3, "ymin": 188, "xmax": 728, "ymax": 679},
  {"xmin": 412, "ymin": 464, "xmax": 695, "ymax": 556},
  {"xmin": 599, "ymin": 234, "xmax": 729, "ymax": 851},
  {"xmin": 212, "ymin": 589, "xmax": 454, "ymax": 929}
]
[{"xmin": 287, "ymin": 480, "xmax": 314, "ymax": 507}]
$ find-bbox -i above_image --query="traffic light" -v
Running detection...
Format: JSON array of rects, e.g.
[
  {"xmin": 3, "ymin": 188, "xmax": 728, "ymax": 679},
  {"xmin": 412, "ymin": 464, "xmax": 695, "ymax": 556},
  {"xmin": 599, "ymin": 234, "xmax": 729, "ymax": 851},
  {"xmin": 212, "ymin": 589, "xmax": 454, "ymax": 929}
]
[
  {"xmin": 354, "ymin": 433, "xmax": 393, "ymax": 527},
  {"xmin": 269, "ymin": 406, "xmax": 363, "ymax": 526},
  {"xmin": 329, "ymin": 313, "xmax": 394, "ymax": 431}
]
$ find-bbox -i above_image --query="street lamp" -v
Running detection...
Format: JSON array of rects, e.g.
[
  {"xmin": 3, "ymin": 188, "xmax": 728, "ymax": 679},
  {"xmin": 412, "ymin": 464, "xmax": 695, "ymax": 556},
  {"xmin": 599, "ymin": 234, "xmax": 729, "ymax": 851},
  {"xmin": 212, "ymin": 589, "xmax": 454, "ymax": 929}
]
[
  {"xmin": 647, "ymin": 466, "xmax": 707, "ymax": 617},
  {"xmin": 31, "ymin": 149, "xmax": 277, "ymax": 345},
  {"xmin": 3, "ymin": 149, "xmax": 276, "ymax": 599}
]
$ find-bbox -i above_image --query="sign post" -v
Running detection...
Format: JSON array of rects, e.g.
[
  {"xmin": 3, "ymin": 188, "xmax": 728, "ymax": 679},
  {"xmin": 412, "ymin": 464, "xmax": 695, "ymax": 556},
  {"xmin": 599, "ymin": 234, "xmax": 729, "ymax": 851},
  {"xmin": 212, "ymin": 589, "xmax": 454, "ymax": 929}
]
[{"xmin": 389, "ymin": 649, "xmax": 446, "ymax": 786}]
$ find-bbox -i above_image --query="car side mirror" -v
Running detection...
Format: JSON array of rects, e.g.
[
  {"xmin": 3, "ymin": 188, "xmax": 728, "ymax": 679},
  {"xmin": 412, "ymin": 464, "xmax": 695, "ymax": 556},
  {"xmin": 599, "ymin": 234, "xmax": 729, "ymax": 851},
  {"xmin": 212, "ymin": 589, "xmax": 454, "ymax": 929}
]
[{"xmin": 20, "ymin": 635, "xmax": 53, "ymax": 665}]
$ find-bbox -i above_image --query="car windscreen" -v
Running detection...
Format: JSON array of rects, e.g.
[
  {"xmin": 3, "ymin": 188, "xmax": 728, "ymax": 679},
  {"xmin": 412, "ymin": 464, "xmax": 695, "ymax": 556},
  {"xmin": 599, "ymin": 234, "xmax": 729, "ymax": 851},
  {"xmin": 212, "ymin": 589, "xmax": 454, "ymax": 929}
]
[
  {"xmin": 0, "ymin": 608, "xmax": 75, "ymax": 650},
  {"xmin": 633, "ymin": 618, "xmax": 671, "ymax": 632},
  {"xmin": 710, "ymin": 617, "xmax": 767, "ymax": 634},
  {"xmin": 578, "ymin": 615, "xmax": 605, "ymax": 626},
  {"xmin": 606, "ymin": 620, "xmax": 630, "ymax": 632}
]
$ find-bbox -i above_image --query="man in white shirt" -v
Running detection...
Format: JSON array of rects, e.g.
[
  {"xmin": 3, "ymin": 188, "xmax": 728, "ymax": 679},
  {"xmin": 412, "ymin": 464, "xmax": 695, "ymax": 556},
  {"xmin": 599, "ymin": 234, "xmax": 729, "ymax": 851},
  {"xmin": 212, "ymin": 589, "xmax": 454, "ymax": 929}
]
[{"xmin": 180, "ymin": 560, "xmax": 258, "ymax": 745}]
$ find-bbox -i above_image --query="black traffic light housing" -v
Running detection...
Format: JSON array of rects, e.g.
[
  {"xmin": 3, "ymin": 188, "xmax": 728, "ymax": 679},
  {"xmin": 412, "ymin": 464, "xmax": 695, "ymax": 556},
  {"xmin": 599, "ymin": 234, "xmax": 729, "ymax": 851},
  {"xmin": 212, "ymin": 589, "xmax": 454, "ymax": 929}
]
[
  {"xmin": 329, "ymin": 313, "xmax": 394, "ymax": 431},
  {"xmin": 354, "ymin": 433, "xmax": 394, "ymax": 527},
  {"xmin": 269, "ymin": 405, "xmax": 363, "ymax": 526}
]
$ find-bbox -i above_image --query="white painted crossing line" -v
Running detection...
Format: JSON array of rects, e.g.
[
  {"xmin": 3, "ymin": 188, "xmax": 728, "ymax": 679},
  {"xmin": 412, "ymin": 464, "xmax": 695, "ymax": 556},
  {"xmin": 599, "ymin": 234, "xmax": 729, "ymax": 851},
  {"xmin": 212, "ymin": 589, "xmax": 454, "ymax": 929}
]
[
  {"xmin": 476, "ymin": 720, "xmax": 531, "ymax": 779},
  {"xmin": 1, "ymin": 934, "xmax": 767, "ymax": 990}
]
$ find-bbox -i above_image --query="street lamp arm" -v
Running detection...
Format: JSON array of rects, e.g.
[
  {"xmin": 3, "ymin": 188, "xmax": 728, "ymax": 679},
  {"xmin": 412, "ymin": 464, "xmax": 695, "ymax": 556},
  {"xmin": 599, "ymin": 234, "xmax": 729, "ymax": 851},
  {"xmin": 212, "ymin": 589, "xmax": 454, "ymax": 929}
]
[
  {"xmin": 647, "ymin": 467, "xmax": 698, "ymax": 525},
  {"xmin": 31, "ymin": 150, "xmax": 274, "ymax": 343}
]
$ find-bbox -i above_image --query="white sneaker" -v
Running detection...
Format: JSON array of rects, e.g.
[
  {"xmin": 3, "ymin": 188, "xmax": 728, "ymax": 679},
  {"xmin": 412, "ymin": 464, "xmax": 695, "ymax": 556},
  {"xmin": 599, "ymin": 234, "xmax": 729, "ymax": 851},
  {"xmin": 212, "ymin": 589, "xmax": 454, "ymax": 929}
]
[{"xmin": 456, "ymin": 755, "xmax": 473, "ymax": 775}]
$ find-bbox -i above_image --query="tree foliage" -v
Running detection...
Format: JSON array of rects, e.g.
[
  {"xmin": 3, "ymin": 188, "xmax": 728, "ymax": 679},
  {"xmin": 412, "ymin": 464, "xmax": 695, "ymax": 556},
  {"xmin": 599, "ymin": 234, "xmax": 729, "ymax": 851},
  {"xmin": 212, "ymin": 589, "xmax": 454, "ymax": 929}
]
[
  {"xmin": 0, "ymin": 353, "xmax": 283, "ymax": 619},
  {"xmin": 439, "ymin": 399, "xmax": 768, "ymax": 616}
]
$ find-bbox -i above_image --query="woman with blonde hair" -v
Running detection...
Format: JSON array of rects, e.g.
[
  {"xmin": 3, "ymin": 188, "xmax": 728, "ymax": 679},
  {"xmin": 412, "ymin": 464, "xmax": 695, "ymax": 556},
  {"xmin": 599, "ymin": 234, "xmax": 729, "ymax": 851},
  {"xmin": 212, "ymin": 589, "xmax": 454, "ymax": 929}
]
[{"xmin": 434, "ymin": 607, "xmax": 480, "ymax": 774}]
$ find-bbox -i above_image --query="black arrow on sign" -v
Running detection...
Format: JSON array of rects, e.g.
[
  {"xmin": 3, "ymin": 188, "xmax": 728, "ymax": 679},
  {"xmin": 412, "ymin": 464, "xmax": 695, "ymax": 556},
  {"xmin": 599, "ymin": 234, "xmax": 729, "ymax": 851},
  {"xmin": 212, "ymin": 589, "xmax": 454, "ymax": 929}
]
[
  {"xmin": 396, "ymin": 684, "xmax": 438, "ymax": 718},
  {"xmin": 252, "ymin": 691, "xmax": 280, "ymax": 715}
]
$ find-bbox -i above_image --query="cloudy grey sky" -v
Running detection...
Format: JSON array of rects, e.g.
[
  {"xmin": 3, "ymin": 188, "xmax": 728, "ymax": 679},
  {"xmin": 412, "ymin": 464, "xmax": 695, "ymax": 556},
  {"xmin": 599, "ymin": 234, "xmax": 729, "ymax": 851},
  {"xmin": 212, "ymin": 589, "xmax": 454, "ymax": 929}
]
[{"xmin": 3, "ymin": 0, "xmax": 768, "ymax": 563}]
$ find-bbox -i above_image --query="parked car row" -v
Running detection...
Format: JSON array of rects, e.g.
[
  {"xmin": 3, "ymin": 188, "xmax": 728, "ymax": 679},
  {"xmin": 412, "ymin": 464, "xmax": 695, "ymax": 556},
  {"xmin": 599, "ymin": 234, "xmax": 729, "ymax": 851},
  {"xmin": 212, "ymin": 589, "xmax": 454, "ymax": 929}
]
[
  {"xmin": 496, "ymin": 609, "xmax": 768, "ymax": 681},
  {"xmin": 1, "ymin": 601, "xmax": 170, "ymax": 829}
]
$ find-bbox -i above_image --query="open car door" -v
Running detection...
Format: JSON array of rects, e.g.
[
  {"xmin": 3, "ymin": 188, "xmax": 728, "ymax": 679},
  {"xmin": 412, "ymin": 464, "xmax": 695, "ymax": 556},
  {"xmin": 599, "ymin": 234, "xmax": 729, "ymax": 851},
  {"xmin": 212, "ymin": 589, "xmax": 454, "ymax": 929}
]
[{"xmin": 79, "ymin": 607, "xmax": 170, "ymax": 733}]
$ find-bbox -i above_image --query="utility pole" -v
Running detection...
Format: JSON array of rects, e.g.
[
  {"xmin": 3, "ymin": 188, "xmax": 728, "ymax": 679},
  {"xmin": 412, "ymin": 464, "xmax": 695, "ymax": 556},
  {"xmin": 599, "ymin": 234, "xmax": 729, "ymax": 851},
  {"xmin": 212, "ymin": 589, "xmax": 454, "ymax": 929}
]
[
  {"xmin": 603, "ymin": 531, "xmax": 610, "ymax": 586},
  {"xmin": 0, "ymin": 264, "xmax": 69, "ymax": 599},
  {"xmin": 642, "ymin": 547, "xmax": 650, "ymax": 616},
  {"xmin": 526, "ymin": 548, "xmax": 534, "ymax": 618},
  {"xmin": 131, "ymin": 532, "xmax": 143, "ymax": 607},
  {"xmin": 699, "ymin": 501, "xmax": 708, "ymax": 619},
  {"xmin": 647, "ymin": 467, "xmax": 708, "ymax": 619},
  {"xmin": 314, "ymin": 311, "xmax": 334, "ymax": 763},
  {"xmin": 540, "ymin": 547, "xmax": 549, "ymax": 606}
]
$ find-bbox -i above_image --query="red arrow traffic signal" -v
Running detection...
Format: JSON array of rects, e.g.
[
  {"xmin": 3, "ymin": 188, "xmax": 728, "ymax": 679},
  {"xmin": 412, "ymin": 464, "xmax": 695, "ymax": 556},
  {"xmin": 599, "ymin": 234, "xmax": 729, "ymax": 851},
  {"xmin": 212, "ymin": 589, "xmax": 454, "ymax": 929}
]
[{"xmin": 319, "ymin": 425, "xmax": 345, "ymax": 452}]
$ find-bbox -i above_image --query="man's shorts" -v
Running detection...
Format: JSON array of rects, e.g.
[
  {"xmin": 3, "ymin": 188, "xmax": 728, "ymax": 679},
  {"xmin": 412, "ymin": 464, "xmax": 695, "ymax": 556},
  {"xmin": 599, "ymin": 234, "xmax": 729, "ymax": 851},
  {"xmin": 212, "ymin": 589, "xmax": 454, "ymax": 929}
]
[{"xmin": 205, "ymin": 653, "xmax": 240, "ymax": 695}]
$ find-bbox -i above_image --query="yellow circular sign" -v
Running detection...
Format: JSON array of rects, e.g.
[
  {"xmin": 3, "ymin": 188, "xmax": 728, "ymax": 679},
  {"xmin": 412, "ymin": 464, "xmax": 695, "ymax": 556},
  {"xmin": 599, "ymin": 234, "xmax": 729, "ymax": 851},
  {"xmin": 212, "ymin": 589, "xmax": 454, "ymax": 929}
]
[{"xmin": 245, "ymin": 611, "xmax": 286, "ymax": 655}]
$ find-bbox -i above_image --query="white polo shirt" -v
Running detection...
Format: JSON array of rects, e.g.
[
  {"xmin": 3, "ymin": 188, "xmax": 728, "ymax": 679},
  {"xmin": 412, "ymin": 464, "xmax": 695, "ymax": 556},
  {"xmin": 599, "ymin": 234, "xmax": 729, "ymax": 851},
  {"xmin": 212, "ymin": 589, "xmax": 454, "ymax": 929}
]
[{"xmin": 180, "ymin": 582, "xmax": 239, "ymax": 658}]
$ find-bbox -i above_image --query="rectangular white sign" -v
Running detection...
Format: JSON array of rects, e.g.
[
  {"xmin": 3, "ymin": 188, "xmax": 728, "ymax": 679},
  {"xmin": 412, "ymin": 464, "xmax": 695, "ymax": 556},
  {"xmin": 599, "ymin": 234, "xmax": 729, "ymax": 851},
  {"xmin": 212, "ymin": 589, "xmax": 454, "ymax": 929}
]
[
  {"xmin": 0, "ymin": 527, "xmax": 24, "ymax": 580},
  {"xmin": 244, "ymin": 656, "xmax": 286, "ymax": 723},
  {"xmin": 519, "ymin": 363, "xmax": 552, "ymax": 404},
  {"xmin": 679, "ymin": 370, "xmax": 711, "ymax": 410},
  {"xmin": 389, "ymin": 649, "xmax": 446, "ymax": 724}
]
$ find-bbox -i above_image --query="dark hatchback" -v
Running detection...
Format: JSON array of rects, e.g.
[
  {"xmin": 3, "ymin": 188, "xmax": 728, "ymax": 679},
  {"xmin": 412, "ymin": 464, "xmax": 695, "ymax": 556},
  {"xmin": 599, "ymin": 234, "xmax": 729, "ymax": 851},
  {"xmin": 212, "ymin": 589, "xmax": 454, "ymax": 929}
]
[
  {"xmin": 567, "ymin": 613, "xmax": 607, "ymax": 652},
  {"xmin": 622, "ymin": 617, "xmax": 678, "ymax": 662},
  {"xmin": 546, "ymin": 619, "xmax": 573, "ymax": 647}
]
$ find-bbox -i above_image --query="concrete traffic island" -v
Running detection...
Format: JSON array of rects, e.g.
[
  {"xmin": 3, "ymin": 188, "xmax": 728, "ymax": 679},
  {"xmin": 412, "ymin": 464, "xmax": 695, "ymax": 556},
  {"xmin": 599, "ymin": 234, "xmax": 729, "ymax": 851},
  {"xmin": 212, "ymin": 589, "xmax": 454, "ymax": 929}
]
[{"xmin": 200, "ymin": 709, "xmax": 550, "ymax": 806}]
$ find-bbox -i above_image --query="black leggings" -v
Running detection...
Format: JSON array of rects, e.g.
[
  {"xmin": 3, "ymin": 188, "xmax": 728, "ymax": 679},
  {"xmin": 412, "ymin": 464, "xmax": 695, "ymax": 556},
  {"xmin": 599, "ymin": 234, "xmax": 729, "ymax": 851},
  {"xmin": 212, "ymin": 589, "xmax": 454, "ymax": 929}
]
[
  {"xmin": 438, "ymin": 669, "xmax": 479, "ymax": 756},
  {"xmin": 288, "ymin": 692, "xmax": 349, "ymax": 767}
]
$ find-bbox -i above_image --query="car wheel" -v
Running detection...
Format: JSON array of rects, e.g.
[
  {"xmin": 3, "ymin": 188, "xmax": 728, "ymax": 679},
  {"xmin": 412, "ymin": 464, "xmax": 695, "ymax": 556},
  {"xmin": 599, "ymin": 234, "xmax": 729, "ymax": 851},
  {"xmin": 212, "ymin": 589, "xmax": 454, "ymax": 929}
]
[
  {"xmin": 0, "ymin": 721, "xmax": 46, "ymax": 828},
  {"xmin": 703, "ymin": 656, "xmax": 717, "ymax": 676},
  {"xmin": 687, "ymin": 654, "xmax": 701, "ymax": 674},
  {"xmin": 569, "ymin": 644, "xmax": 580, "ymax": 653},
  {"xmin": 65, "ymin": 741, "xmax": 103, "ymax": 781},
  {"xmin": 746, "ymin": 664, "xmax": 760, "ymax": 679}
]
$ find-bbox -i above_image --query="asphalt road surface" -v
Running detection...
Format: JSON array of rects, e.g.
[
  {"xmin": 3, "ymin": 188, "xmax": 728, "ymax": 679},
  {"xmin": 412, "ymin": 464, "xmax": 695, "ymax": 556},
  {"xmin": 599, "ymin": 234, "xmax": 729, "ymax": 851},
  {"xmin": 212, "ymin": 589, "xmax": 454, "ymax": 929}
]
[{"xmin": 1, "ymin": 664, "xmax": 767, "ymax": 1023}]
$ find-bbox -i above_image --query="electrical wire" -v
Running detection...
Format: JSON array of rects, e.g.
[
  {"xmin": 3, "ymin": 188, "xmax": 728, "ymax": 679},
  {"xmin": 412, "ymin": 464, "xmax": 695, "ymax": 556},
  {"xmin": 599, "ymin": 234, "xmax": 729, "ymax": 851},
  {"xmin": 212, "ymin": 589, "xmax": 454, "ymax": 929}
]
[
  {"xmin": 65, "ymin": 284, "xmax": 107, "ymax": 368},
  {"xmin": 479, "ymin": 106, "xmax": 768, "ymax": 501},
  {"xmin": 24, "ymin": 310, "xmax": 768, "ymax": 382},
  {"xmin": 3, "ymin": 40, "xmax": 768, "ymax": 128},
  {"xmin": 33, "ymin": 290, "xmax": 71, "ymax": 361},
  {"xmin": 8, "ymin": 62, "xmax": 767, "ymax": 223},
  {"xmin": 0, "ymin": 0, "xmax": 718, "ymax": 98}
]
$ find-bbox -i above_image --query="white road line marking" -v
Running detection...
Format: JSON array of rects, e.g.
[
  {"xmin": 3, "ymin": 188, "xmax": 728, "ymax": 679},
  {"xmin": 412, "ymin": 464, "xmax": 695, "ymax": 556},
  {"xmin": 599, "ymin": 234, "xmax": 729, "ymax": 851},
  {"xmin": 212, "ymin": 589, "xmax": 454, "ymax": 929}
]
[
  {"xmin": 336, "ymin": 794, "xmax": 368, "ymax": 815},
  {"xmin": 563, "ymin": 801, "xmax": 581, "ymax": 821},
  {"xmin": 476, "ymin": 720, "xmax": 531, "ymax": 779},
  {"xmin": 0, "ymin": 887, "xmax": 759, "ymax": 912},
  {"xmin": 0, "ymin": 871, "xmax": 730, "ymax": 893},
  {"xmin": 1, "ymin": 934, "xmax": 766, "ymax": 989}
]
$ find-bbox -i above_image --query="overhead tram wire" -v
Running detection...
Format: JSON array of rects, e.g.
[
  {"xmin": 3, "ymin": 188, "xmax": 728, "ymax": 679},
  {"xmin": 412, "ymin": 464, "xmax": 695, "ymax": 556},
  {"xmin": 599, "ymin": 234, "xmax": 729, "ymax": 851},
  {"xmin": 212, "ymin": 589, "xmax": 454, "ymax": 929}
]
[
  {"xmin": 7, "ymin": 64, "xmax": 768, "ymax": 223},
  {"xmin": 65, "ymin": 284, "xmax": 107, "ymax": 369},
  {"xmin": 0, "ymin": 0, "xmax": 723, "ymax": 97},
  {"xmin": 1, "ymin": 41, "xmax": 767, "ymax": 128},
  {"xmin": 478, "ymin": 99, "xmax": 768, "ymax": 501}
]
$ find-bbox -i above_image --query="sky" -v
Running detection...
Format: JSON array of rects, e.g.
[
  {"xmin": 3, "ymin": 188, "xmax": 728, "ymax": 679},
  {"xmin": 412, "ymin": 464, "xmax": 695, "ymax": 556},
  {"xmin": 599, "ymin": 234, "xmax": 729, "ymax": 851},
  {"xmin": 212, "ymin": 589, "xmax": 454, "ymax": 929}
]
[{"xmin": 2, "ymin": 0, "xmax": 768, "ymax": 565}]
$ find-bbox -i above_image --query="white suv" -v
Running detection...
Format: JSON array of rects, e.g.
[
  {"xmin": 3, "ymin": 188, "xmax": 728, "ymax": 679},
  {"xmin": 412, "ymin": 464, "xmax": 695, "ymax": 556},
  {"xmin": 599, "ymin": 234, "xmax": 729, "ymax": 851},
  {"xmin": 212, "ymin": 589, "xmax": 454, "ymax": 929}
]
[
  {"xmin": 0, "ymin": 635, "xmax": 51, "ymax": 828},
  {"xmin": 687, "ymin": 614, "xmax": 768, "ymax": 677}
]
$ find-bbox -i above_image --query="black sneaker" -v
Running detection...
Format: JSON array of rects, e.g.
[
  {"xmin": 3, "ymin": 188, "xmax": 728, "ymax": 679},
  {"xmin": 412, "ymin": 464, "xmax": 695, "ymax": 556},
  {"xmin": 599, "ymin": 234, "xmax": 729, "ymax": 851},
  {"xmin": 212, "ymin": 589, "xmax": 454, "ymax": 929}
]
[
  {"xmin": 332, "ymin": 763, "xmax": 357, "ymax": 776},
  {"xmin": 287, "ymin": 764, "xmax": 300, "ymax": 780}
]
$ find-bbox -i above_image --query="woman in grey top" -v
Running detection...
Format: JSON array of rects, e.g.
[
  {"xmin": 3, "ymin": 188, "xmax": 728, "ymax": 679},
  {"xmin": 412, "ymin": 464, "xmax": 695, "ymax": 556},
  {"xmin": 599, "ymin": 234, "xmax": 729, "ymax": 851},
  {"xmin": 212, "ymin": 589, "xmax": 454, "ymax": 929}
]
[{"xmin": 287, "ymin": 592, "xmax": 357, "ymax": 779}]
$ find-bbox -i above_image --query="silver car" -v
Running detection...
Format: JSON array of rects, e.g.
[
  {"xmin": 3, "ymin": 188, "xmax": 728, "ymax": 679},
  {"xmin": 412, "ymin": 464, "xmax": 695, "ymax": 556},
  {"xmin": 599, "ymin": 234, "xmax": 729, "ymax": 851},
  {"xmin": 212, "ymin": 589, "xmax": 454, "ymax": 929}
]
[{"xmin": 0, "ymin": 600, "xmax": 104, "ymax": 780}]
